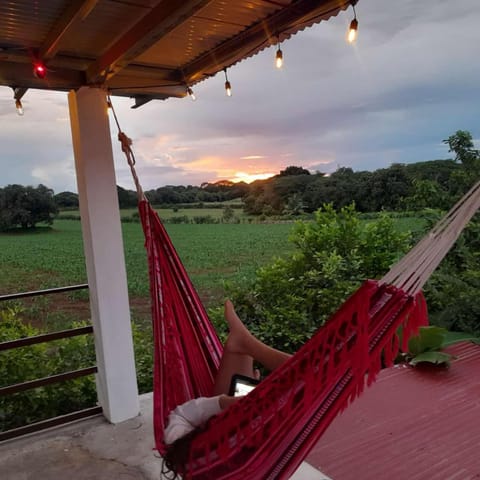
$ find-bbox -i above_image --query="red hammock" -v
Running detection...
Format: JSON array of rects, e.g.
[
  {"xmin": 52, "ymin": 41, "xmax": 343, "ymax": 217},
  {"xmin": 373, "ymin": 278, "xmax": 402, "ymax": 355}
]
[
  {"xmin": 119, "ymin": 108, "xmax": 478, "ymax": 477},
  {"xmin": 139, "ymin": 200, "xmax": 428, "ymax": 479}
]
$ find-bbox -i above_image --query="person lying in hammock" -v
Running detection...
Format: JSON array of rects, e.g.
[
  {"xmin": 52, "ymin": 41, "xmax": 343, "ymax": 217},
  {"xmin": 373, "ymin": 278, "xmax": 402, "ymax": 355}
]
[{"xmin": 162, "ymin": 299, "xmax": 291, "ymax": 473}]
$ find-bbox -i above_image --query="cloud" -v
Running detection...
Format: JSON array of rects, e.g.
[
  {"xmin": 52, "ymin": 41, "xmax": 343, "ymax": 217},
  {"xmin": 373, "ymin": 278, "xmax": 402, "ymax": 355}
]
[{"xmin": 1, "ymin": 0, "xmax": 478, "ymax": 192}]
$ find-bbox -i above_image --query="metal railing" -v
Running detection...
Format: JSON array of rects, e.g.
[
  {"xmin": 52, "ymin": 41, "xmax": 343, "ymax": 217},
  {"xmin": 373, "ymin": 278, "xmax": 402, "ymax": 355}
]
[{"xmin": 0, "ymin": 284, "xmax": 102, "ymax": 442}]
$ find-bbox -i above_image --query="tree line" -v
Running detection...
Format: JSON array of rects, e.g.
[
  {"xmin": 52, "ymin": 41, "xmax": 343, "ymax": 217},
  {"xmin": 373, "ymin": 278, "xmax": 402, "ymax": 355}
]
[
  {"xmin": 243, "ymin": 131, "xmax": 479, "ymax": 215},
  {"xmin": 1, "ymin": 130, "xmax": 478, "ymax": 230}
]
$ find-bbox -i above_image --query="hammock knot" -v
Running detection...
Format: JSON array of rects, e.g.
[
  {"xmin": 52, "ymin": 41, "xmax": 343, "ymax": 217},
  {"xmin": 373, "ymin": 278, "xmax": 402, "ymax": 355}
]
[{"xmin": 118, "ymin": 131, "xmax": 134, "ymax": 162}]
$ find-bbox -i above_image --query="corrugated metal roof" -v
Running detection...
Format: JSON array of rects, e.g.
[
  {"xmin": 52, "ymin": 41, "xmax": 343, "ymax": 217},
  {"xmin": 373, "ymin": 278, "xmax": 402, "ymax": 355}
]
[
  {"xmin": 0, "ymin": 0, "xmax": 357, "ymax": 106},
  {"xmin": 307, "ymin": 342, "xmax": 480, "ymax": 480},
  {"xmin": 136, "ymin": 0, "xmax": 285, "ymax": 67}
]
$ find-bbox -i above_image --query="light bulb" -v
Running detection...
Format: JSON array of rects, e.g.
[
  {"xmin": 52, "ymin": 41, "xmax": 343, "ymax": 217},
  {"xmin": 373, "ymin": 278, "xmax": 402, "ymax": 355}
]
[
  {"xmin": 187, "ymin": 86, "xmax": 196, "ymax": 101},
  {"xmin": 15, "ymin": 99, "xmax": 24, "ymax": 116},
  {"xmin": 275, "ymin": 47, "xmax": 283, "ymax": 69},
  {"xmin": 348, "ymin": 18, "xmax": 358, "ymax": 43},
  {"xmin": 33, "ymin": 63, "xmax": 47, "ymax": 79},
  {"xmin": 223, "ymin": 68, "xmax": 232, "ymax": 97}
]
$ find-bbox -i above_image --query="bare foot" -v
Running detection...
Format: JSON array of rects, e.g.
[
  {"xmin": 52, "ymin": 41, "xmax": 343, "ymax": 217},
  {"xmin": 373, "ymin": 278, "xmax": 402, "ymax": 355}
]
[
  {"xmin": 224, "ymin": 300, "xmax": 253, "ymax": 354},
  {"xmin": 224, "ymin": 299, "xmax": 246, "ymax": 331}
]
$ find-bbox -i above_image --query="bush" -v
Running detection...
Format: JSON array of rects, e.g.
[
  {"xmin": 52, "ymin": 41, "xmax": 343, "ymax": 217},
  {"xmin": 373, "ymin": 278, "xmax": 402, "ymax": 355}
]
[
  {"xmin": 132, "ymin": 322, "xmax": 154, "ymax": 393},
  {"xmin": 121, "ymin": 212, "xmax": 140, "ymax": 223},
  {"xmin": 424, "ymin": 212, "xmax": 480, "ymax": 334},
  {"xmin": 0, "ymin": 305, "xmax": 156, "ymax": 431},
  {"xmin": 57, "ymin": 213, "xmax": 81, "ymax": 220},
  {"xmin": 192, "ymin": 215, "xmax": 216, "ymax": 224},
  {"xmin": 166, "ymin": 215, "xmax": 190, "ymax": 224},
  {"xmin": 221, "ymin": 204, "xmax": 412, "ymax": 352},
  {"xmin": 0, "ymin": 306, "xmax": 96, "ymax": 431}
]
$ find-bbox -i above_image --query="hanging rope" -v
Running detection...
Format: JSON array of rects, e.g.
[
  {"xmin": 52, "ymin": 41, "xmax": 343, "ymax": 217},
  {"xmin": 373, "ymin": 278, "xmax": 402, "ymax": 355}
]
[{"xmin": 107, "ymin": 94, "xmax": 145, "ymax": 201}]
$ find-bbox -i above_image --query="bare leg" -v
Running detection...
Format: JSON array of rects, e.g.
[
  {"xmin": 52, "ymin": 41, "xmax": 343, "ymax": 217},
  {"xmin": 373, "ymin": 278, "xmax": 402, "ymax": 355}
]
[
  {"xmin": 212, "ymin": 345, "xmax": 254, "ymax": 396},
  {"xmin": 212, "ymin": 300, "xmax": 291, "ymax": 395},
  {"xmin": 224, "ymin": 300, "xmax": 291, "ymax": 370}
]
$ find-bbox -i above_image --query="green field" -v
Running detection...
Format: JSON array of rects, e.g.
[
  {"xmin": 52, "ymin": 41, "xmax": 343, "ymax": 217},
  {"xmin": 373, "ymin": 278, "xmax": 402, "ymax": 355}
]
[
  {"xmin": 0, "ymin": 219, "xmax": 296, "ymax": 329},
  {"xmin": 0, "ymin": 213, "xmax": 428, "ymax": 332}
]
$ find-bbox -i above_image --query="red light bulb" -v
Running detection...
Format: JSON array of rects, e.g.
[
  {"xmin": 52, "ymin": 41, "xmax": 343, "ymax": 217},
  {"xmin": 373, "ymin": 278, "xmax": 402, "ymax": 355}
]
[{"xmin": 33, "ymin": 63, "xmax": 47, "ymax": 79}]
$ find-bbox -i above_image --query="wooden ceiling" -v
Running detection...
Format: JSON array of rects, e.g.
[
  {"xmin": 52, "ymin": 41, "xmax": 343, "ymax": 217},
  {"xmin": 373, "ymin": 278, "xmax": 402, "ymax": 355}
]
[{"xmin": 0, "ymin": 0, "xmax": 356, "ymax": 107}]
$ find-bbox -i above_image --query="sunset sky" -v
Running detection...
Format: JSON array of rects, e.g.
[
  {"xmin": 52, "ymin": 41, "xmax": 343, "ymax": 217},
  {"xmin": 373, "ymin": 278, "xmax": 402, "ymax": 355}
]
[{"xmin": 0, "ymin": 0, "xmax": 479, "ymax": 194}]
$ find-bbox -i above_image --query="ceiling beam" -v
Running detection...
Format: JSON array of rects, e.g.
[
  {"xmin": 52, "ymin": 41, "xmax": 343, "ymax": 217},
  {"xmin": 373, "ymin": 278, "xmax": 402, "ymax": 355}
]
[
  {"xmin": 86, "ymin": 0, "xmax": 215, "ymax": 85},
  {"xmin": 182, "ymin": 0, "xmax": 352, "ymax": 83},
  {"xmin": 40, "ymin": 0, "xmax": 100, "ymax": 60},
  {"xmin": 0, "ymin": 48, "xmax": 180, "ymax": 83},
  {"xmin": 0, "ymin": 60, "xmax": 177, "ymax": 102},
  {"xmin": 0, "ymin": 61, "xmax": 85, "ymax": 91}
]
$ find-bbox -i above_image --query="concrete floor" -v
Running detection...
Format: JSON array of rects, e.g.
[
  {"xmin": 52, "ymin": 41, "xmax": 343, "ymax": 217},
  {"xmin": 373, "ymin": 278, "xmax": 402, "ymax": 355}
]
[{"xmin": 0, "ymin": 393, "xmax": 330, "ymax": 480}]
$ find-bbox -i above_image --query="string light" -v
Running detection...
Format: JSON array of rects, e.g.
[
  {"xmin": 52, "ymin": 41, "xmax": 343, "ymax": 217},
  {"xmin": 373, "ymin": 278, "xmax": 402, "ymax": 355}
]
[
  {"xmin": 223, "ymin": 68, "xmax": 232, "ymax": 97},
  {"xmin": 186, "ymin": 86, "xmax": 196, "ymax": 101},
  {"xmin": 33, "ymin": 62, "xmax": 47, "ymax": 79},
  {"xmin": 347, "ymin": 3, "xmax": 358, "ymax": 44},
  {"xmin": 275, "ymin": 41, "xmax": 283, "ymax": 69},
  {"xmin": 15, "ymin": 99, "xmax": 24, "ymax": 116}
]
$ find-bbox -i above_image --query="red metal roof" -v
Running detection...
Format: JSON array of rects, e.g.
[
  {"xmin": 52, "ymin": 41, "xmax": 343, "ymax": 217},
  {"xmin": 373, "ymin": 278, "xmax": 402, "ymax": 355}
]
[{"xmin": 307, "ymin": 342, "xmax": 480, "ymax": 480}]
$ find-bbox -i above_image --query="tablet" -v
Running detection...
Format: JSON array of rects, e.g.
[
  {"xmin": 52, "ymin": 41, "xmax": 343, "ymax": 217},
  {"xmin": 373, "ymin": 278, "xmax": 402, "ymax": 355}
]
[{"xmin": 228, "ymin": 373, "xmax": 260, "ymax": 397}]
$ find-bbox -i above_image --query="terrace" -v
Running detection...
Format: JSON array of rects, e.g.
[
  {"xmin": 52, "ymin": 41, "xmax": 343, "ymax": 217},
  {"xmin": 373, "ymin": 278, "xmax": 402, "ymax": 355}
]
[
  {"xmin": 0, "ymin": 0, "xmax": 356, "ymax": 477},
  {"xmin": 3, "ymin": 342, "xmax": 479, "ymax": 479},
  {"xmin": 0, "ymin": 393, "xmax": 329, "ymax": 479}
]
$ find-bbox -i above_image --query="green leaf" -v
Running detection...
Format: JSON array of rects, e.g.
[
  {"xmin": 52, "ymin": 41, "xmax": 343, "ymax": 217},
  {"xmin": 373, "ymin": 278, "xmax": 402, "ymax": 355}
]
[
  {"xmin": 409, "ymin": 351, "xmax": 453, "ymax": 366},
  {"xmin": 443, "ymin": 331, "xmax": 480, "ymax": 346},
  {"xmin": 408, "ymin": 326, "xmax": 447, "ymax": 355}
]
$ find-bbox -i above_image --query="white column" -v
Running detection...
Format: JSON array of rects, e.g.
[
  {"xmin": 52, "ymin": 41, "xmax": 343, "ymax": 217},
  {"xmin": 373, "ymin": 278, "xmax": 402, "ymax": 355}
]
[{"xmin": 68, "ymin": 87, "xmax": 139, "ymax": 423}]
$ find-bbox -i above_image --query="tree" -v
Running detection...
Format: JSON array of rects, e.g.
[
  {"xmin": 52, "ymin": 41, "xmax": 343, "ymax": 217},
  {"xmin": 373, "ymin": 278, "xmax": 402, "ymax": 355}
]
[
  {"xmin": 283, "ymin": 193, "xmax": 305, "ymax": 216},
  {"xmin": 222, "ymin": 205, "xmax": 235, "ymax": 222},
  {"xmin": 243, "ymin": 171, "xmax": 315, "ymax": 215},
  {"xmin": 278, "ymin": 166, "xmax": 310, "ymax": 176},
  {"xmin": 116, "ymin": 185, "xmax": 137, "ymax": 208},
  {"xmin": 367, "ymin": 164, "xmax": 412, "ymax": 211},
  {"xmin": 443, "ymin": 130, "xmax": 480, "ymax": 191},
  {"xmin": 443, "ymin": 130, "xmax": 479, "ymax": 169},
  {"xmin": 403, "ymin": 178, "xmax": 449, "ymax": 211},
  {"xmin": 54, "ymin": 191, "xmax": 79, "ymax": 208},
  {"xmin": 0, "ymin": 184, "xmax": 58, "ymax": 230},
  {"xmin": 404, "ymin": 159, "xmax": 459, "ymax": 189}
]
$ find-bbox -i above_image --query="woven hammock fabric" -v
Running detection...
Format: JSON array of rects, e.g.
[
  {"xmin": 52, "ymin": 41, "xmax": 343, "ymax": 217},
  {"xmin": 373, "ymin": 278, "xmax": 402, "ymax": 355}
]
[
  {"xmin": 139, "ymin": 199, "xmax": 428, "ymax": 479},
  {"xmin": 139, "ymin": 200, "xmax": 223, "ymax": 452}
]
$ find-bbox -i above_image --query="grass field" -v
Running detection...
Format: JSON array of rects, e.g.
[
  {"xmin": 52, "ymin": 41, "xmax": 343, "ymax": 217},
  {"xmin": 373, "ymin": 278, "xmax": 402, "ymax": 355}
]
[
  {"xmin": 0, "ymin": 213, "xmax": 428, "ymax": 332},
  {"xmin": 0, "ymin": 219, "xmax": 296, "ymax": 329}
]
